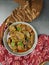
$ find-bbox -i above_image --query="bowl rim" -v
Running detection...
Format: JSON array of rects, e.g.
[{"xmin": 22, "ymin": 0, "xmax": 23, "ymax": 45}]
[{"xmin": 3, "ymin": 22, "xmax": 38, "ymax": 56}]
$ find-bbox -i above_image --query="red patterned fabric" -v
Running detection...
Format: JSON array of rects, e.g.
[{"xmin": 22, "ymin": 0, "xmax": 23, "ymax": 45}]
[{"xmin": 0, "ymin": 34, "xmax": 49, "ymax": 65}]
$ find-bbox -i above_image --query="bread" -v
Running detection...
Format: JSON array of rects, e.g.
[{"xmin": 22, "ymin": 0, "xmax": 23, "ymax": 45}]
[
  {"xmin": 4, "ymin": 0, "xmax": 43, "ymax": 26},
  {"xmin": 31, "ymin": 0, "xmax": 43, "ymax": 19},
  {"xmin": 14, "ymin": 0, "xmax": 36, "ymax": 6},
  {"xmin": 12, "ymin": 1, "xmax": 33, "ymax": 22},
  {"xmin": 12, "ymin": 0, "xmax": 43, "ymax": 22},
  {"xmin": 2, "ymin": 0, "xmax": 43, "ymax": 27}
]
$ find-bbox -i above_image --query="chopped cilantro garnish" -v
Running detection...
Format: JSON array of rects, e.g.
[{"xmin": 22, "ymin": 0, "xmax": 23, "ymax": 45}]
[
  {"xmin": 11, "ymin": 40, "xmax": 15, "ymax": 47},
  {"xmin": 17, "ymin": 27, "xmax": 21, "ymax": 31},
  {"xmin": 17, "ymin": 41, "xmax": 23, "ymax": 46}
]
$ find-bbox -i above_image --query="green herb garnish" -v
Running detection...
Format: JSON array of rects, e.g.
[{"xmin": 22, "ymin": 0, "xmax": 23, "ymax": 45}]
[
  {"xmin": 11, "ymin": 40, "xmax": 15, "ymax": 47},
  {"xmin": 17, "ymin": 27, "xmax": 21, "ymax": 31},
  {"xmin": 17, "ymin": 41, "xmax": 23, "ymax": 46}
]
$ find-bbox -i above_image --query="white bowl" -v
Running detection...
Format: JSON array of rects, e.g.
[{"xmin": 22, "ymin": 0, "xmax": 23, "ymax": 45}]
[{"xmin": 3, "ymin": 22, "xmax": 38, "ymax": 56}]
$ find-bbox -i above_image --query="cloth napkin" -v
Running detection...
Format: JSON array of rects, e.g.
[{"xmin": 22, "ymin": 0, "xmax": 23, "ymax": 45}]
[{"xmin": 0, "ymin": 34, "xmax": 49, "ymax": 65}]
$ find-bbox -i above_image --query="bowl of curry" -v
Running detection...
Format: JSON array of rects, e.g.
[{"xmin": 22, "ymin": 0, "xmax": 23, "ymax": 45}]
[{"xmin": 3, "ymin": 22, "xmax": 38, "ymax": 56}]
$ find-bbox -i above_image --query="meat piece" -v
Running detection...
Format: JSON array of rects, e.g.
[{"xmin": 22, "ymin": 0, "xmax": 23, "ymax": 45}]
[{"xmin": 15, "ymin": 31, "xmax": 25, "ymax": 40}]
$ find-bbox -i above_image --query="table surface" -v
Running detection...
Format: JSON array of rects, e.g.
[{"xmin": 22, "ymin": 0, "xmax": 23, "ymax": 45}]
[{"xmin": 0, "ymin": 0, "xmax": 49, "ymax": 65}]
